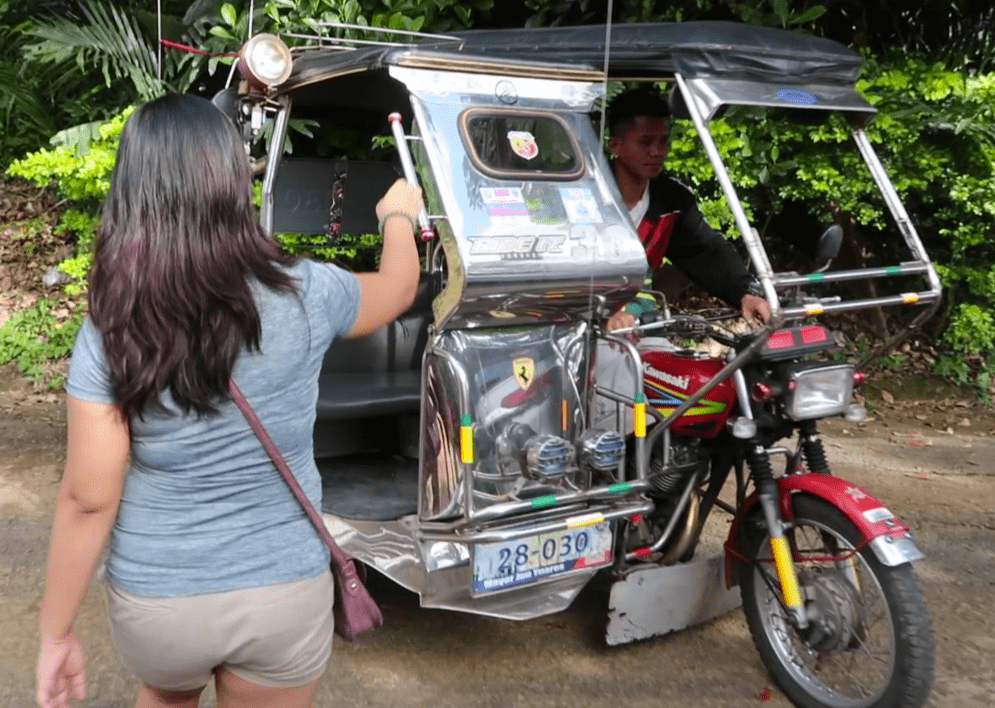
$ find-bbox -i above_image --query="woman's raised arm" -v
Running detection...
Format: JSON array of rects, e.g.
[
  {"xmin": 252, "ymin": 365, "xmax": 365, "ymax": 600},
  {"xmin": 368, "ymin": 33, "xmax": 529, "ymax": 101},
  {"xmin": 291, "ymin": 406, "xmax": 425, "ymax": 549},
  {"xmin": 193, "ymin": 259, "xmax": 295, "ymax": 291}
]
[{"xmin": 347, "ymin": 179, "xmax": 424, "ymax": 339}]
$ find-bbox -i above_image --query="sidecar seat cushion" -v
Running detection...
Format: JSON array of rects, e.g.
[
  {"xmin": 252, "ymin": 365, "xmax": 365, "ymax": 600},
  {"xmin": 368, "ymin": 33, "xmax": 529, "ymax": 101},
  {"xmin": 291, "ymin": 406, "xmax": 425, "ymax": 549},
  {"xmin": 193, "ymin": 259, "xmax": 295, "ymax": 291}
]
[
  {"xmin": 315, "ymin": 275, "xmax": 434, "ymax": 421},
  {"xmin": 315, "ymin": 370, "xmax": 421, "ymax": 420}
]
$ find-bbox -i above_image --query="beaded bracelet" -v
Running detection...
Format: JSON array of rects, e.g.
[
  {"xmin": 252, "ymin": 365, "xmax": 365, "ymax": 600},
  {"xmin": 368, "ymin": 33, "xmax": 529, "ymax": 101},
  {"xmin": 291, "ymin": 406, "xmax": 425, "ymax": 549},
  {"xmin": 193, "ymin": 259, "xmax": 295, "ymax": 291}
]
[{"xmin": 378, "ymin": 211, "xmax": 417, "ymax": 235}]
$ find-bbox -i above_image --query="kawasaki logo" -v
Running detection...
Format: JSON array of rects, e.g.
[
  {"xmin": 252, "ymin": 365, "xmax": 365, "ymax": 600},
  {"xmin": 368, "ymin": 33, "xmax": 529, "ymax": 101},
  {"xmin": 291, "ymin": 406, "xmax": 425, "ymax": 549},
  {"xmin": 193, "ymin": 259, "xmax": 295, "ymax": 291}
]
[{"xmin": 644, "ymin": 364, "xmax": 690, "ymax": 390}]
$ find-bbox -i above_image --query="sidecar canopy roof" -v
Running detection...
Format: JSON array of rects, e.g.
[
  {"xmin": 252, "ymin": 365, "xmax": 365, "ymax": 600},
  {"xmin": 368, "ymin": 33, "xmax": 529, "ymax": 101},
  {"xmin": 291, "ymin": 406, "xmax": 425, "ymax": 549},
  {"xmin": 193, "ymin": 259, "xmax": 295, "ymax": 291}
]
[{"xmin": 282, "ymin": 21, "xmax": 864, "ymax": 92}]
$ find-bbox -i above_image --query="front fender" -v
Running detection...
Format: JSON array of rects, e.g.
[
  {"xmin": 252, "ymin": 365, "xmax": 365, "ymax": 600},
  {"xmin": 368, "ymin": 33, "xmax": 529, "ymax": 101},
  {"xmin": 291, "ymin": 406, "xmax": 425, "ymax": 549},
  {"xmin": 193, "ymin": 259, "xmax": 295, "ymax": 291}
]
[{"xmin": 724, "ymin": 473, "xmax": 924, "ymax": 588}]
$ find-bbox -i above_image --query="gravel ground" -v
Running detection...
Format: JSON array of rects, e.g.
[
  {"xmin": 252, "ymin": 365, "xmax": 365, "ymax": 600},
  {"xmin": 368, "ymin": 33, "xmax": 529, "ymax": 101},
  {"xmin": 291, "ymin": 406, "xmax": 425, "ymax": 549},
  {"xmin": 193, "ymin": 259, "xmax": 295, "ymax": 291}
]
[{"xmin": 1, "ymin": 381, "xmax": 993, "ymax": 708}]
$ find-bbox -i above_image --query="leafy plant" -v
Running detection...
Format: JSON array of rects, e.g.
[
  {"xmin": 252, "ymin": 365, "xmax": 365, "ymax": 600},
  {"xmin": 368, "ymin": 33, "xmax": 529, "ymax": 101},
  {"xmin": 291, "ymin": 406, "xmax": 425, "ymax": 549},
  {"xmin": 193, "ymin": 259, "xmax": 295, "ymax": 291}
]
[
  {"xmin": 878, "ymin": 353, "xmax": 907, "ymax": 370},
  {"xmin": 0, "ymin": 299, "xmax": 83, "ymax": 387}
]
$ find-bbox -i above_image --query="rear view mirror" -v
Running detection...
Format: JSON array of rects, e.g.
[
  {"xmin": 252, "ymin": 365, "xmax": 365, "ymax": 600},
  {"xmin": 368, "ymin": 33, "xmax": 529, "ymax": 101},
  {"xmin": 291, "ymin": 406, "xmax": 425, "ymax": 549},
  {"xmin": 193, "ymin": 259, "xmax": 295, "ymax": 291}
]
[
  {"xmin": 211, "ymin": 87, "xmax": 241, "ymax": 126},
  {"xmin": 814, "ymin": 224, "xmax": 843, "ymax": 272},
  {"xmin": 816, "ymin": 225, "xmax": 843, "ymax": 262}
]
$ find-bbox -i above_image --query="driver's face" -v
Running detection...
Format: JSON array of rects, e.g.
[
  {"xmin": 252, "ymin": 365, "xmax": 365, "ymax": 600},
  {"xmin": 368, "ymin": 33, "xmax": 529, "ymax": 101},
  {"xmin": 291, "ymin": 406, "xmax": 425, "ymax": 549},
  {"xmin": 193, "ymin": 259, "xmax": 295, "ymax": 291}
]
[{"xmin": 610, "ymin": 115, "xmax": 671, "ymax": 181}]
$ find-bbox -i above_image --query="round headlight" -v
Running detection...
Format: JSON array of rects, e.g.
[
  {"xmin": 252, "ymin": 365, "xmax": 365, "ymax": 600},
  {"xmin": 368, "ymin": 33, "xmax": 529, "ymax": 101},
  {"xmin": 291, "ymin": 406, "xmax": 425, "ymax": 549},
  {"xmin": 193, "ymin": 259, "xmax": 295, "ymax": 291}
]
[
  {"xmin": 522, "ymin": 435, "xmax": 574, "ymax": 480},
  {"xmin": 238, "ymin": 33, "xmax": 292, "ymax": 88},
  {"xmin": 577, "ymin": 428, "xmax": 625, "ymax": 472}
]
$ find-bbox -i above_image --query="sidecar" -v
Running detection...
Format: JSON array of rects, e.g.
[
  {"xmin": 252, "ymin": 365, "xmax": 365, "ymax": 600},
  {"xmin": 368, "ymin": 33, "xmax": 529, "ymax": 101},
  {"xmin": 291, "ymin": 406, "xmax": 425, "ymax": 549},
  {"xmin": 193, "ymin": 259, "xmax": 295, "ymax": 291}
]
[{"xmin": 223, "ymin": 21, "xmax": 941, "ymax": 640}]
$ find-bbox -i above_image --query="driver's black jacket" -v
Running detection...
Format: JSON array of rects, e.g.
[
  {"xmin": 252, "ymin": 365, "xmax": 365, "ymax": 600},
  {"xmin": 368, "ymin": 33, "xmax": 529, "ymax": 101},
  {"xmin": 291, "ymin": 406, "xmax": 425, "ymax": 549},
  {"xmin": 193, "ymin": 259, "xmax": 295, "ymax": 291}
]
[{"xmin": 627, "ymin": 174, "xmax": 752, "ymax": 312}]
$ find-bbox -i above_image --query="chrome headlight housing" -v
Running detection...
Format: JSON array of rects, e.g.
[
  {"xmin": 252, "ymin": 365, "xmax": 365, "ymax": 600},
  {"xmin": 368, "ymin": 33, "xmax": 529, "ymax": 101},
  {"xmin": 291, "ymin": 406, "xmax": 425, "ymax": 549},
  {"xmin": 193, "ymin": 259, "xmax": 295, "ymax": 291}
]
[
  {"xmin": 784, "ymin": 363, "xmax": 854, "ymax": 420},
  {"xmin": 238, "ymin": 33, "xmax": 292, "ymax": 88},
  {"xmin": 522, "ymin": 435, "xmax": 574, "ymax": 480},
  {"xmin": 577, "ymin": 428, "xmax": 625, "ymax": 472}
]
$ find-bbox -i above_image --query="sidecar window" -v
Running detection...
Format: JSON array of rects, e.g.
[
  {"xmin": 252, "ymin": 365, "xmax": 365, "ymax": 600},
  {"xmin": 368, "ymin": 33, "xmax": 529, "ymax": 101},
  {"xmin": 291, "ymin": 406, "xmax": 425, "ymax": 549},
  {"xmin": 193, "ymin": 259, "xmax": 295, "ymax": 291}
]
[{"xmin": 460, "ymin": 109, "xmax": 584, "ymax": 181}]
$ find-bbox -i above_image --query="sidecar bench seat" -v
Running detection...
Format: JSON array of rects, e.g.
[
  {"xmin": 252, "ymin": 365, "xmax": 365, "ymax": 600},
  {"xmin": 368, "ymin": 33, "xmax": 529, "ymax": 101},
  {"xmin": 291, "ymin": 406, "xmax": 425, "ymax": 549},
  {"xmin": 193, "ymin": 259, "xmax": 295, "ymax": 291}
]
[{"xmin": 315, "ymin": 274, "xmax": 434, "ymax": 422}]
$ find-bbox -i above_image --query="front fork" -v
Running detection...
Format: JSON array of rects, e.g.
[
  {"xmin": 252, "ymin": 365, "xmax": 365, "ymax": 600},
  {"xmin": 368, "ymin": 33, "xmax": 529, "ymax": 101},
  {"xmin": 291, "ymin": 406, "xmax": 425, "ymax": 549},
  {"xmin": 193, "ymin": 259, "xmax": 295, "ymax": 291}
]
[{"xmin": 749, "ymin": 444, "xmax": 810, "ymax": 630}]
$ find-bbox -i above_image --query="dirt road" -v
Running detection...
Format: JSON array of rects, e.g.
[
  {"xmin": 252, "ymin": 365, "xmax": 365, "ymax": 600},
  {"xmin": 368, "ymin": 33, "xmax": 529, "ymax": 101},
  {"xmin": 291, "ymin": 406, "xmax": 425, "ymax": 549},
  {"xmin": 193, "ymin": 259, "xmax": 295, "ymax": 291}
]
[{"xmin": 2, "ymin": 382, "xmax": 993, "ymax": 708}]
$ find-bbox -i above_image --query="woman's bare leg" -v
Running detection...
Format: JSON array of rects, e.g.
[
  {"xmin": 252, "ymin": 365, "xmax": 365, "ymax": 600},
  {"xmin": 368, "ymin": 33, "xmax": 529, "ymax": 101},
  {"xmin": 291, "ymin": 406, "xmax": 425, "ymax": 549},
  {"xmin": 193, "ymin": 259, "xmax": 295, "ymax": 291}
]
[
  {"xmin": 135, "ymin": 683, "xmax": 205, "ymax": 708},
  {"xmin": 214, "ymin": 667, "xmax": 322, "ymax": 708}
]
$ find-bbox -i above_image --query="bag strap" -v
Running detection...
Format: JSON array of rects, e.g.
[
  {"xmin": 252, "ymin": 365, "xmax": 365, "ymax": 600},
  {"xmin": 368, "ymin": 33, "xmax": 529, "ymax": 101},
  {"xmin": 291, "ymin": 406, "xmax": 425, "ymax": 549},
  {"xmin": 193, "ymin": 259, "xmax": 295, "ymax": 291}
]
[{"xmin": 228, "ymin": 379, "xmax": 352, "ymax": 569}]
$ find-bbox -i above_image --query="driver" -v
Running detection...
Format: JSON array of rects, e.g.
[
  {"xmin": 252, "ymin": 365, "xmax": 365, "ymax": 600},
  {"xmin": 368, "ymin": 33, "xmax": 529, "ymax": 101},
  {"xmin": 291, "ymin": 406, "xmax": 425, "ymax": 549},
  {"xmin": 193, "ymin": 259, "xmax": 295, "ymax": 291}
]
[{"xmin": 604, "ymin": 88, "xmax": 770, "ymax": 331}]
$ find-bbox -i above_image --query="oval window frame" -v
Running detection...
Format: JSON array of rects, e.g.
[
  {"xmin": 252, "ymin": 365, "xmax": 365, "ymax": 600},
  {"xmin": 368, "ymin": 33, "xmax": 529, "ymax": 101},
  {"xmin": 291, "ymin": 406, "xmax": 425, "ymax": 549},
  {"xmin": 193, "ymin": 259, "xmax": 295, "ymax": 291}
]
[{"xmin": 459, "ymin": 107, "xmax": 586, "ymax": 182}]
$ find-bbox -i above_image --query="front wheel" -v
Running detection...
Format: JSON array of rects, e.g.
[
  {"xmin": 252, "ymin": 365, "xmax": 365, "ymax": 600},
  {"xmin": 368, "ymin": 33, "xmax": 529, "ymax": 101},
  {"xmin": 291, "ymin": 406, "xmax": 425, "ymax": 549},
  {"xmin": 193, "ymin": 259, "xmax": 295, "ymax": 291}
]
[{"xmin": 738, "ymin": 495, "xmax": 934, "ymax": 708}]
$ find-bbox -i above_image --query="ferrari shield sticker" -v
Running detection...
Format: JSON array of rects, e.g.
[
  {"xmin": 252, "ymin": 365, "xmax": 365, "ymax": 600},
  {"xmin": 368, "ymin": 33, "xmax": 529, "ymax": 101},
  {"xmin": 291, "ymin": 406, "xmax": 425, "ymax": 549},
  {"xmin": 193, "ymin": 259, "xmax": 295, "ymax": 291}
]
[
  {"xmin": 513, "ymin": 357, "xmax": 535, "ymax": 390},
  {"xmin": 507, "ymin": 131, "xmax": 539, "ymax": 160}
]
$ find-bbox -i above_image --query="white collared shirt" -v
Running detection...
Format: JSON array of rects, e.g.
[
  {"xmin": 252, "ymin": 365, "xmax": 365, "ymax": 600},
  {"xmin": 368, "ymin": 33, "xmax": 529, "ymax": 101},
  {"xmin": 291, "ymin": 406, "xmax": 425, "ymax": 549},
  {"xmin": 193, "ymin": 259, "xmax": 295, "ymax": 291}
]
[{"xmin": 628, "ymin": 184, "xmax": 650, "ymax": 227}]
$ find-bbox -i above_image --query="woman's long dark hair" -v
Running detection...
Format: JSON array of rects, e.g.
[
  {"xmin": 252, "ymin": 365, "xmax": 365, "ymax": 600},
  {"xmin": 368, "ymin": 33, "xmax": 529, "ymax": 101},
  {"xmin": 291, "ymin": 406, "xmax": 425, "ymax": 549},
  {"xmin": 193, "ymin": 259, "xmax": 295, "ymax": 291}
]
[{"xmin": 90, "ymin": 93, "xmax": 297, "ymax": 418}]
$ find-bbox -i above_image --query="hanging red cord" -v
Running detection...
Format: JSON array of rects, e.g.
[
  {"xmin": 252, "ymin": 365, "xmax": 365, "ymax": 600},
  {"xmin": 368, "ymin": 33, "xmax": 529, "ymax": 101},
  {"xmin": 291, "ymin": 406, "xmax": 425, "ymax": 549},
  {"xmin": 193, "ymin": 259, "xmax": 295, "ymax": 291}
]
[{"xmin": 160, "ymin": 38, "xmax": 239, "ymax": 57}]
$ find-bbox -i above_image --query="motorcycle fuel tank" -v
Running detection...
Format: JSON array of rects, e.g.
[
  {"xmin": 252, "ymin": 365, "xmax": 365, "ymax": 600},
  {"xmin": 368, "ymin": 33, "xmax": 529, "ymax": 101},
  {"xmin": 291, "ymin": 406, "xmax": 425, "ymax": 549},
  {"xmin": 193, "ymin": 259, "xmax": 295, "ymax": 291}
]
[{"xmin": 641, "ymin": 349, "xmax": 736, "ymax": 437}]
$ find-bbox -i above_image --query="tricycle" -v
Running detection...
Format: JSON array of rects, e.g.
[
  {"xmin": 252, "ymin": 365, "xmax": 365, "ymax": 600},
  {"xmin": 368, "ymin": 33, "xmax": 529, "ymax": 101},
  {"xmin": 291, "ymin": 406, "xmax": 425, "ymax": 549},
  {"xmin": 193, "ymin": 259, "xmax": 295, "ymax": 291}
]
[{"xmin": 216, "ymin": 20, "xmax": 939, "ymax": 708}]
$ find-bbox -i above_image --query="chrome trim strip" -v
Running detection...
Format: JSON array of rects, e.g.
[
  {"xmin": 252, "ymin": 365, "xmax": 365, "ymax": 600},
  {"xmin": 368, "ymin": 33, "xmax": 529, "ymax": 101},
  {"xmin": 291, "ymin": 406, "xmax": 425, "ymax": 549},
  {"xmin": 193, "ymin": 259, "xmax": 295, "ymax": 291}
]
[
  {"xmin": 418, "ymin": 501, "xmax": 653, "ymax": 544},
  {"xmin": 868, "ymin": 535, "xmax": 926, "ymax": 566},
  {"xmin": 260, "ymin": 95, "xmax": 291, "ymax": 235},
  {"xmin": 779, "ymin": 291, "xmax": 940, "ymax": 320},
  {"xmin": 674, "ymin": 73, "xmax": 781, "ymax": 323},
  {"xmin": 774, "ymin": 262, "xmax": 931, "ymax": 287},
  {"xmin": 394, "ymin": 54, "xmax": 604, "ymax": 81}
]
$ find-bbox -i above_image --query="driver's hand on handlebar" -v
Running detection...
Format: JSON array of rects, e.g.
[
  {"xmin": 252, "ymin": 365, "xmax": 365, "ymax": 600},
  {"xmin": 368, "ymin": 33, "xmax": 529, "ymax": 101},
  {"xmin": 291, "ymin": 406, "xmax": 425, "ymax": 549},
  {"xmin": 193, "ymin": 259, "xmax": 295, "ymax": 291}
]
[
  {"xmin": 740, "ymin": 293, "xmax": 771, "ymax": 326},
  {"xmin": 606, "ymin": 309, "xmax": 639, "ymax": 343}
]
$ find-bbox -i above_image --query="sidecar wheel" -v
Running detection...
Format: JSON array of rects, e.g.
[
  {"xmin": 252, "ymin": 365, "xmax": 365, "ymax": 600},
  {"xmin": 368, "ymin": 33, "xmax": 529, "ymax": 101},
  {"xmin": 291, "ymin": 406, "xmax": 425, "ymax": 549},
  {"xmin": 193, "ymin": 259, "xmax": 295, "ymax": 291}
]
[{"xmin": 738, "ymin": 495, "xmax": 934, "ymax": 708}]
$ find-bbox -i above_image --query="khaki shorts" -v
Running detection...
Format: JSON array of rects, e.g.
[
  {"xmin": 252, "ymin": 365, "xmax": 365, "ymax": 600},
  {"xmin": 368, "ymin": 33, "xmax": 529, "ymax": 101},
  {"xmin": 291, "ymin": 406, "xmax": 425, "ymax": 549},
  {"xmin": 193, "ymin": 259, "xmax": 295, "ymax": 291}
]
[{"xmin": 105, "ymin": 570, "xmax": 335, "ymax": 691}]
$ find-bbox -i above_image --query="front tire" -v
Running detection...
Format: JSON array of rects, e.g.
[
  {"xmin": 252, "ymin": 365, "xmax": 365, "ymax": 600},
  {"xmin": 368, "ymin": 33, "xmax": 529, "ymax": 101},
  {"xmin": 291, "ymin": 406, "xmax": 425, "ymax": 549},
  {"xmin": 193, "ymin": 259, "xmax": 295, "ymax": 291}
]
[{"xmin": 738, "ymin": 495, "xmax": 934, "ymax": 708}]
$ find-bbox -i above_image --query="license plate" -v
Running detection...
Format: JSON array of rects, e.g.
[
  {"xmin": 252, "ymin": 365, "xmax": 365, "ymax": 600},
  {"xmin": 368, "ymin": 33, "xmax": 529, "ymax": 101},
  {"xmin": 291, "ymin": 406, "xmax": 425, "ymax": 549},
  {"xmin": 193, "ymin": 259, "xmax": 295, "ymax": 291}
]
[{"xmin": 472, "ymin": 521, "xmax": 613, "ymax": 594}]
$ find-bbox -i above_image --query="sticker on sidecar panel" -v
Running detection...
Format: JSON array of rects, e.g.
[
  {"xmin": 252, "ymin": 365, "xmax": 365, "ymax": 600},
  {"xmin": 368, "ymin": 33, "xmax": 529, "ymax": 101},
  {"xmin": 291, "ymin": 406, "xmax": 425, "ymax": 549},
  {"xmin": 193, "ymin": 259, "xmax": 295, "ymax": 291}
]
[
  {"xmin": 469, "ymin": 235, "xmax": 567, "ymax": 257},
  {"xmin": 777, "ymin": 88, "xmax": 818, "ymax": 105},
  {"xmin": 480, "ymin": 187, "xmax": 531, "ymax": 227},
  {"xmin": 507, "ymin": 131, "xmax": 539, "ymax": 160},
  {"xmin": 559, "ymin": 187, "xmax": 602, "ymax": 224},
  {"xmin": 481, "ymin": 187, "xmax": 525, "ymax": 204}
]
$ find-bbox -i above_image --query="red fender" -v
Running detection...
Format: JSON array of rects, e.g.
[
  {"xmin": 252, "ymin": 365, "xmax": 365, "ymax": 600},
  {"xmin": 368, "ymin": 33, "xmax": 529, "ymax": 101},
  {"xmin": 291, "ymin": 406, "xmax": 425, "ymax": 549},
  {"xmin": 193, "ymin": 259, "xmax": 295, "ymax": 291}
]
[{"xmin": 723, "ymin": 473, "xmax": 911, "ymax": 588}]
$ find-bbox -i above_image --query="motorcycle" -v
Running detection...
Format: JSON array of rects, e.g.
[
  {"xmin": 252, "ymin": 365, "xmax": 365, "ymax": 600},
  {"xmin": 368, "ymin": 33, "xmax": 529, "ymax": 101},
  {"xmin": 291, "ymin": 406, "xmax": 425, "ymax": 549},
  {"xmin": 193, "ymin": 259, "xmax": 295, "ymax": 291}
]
[{"xmin": 216, "ymin": 20, "xmax": 941, "ymax": 708}]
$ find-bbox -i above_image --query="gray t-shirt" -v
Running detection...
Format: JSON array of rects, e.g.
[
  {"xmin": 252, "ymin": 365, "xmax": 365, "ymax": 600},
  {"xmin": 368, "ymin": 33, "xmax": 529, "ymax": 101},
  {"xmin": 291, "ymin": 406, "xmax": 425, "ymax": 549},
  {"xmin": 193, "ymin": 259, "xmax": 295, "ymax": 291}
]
[{"xmin": 66, "ymin": 259, "xmax": 360, "ymax": 597}]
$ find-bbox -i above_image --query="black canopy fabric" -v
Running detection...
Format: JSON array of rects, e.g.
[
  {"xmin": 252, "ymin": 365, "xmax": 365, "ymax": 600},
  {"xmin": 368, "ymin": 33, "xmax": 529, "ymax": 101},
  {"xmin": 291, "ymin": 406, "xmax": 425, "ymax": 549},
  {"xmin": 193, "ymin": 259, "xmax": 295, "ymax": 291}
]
[
  {"xmin": 451, "ymin": 22, "xmax": 863, "ymax": 85},
  {"xmin": 283, "ymin": 21, "xmax": 863, "ymax": 93}
]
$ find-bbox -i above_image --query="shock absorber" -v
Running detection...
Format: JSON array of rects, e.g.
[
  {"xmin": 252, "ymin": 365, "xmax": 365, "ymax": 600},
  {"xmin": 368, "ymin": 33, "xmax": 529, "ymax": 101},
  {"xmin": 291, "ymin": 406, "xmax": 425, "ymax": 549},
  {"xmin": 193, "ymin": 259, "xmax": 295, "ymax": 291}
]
[
  {"xmin": 799, "ymin": 421, "xmax": 830, "ymax": 474},
  {"xmin": 748, "ymin": 444, "xmax": 809, "ymax": 629}
]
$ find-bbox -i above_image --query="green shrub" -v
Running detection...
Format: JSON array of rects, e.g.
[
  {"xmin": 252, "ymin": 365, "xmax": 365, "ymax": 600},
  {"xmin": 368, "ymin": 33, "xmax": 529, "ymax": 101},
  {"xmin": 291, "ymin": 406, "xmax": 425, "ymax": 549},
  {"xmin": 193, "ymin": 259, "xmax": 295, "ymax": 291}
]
[{"xmin": 0, "ymin": 299, "xmax": 83, "ymax": 388}]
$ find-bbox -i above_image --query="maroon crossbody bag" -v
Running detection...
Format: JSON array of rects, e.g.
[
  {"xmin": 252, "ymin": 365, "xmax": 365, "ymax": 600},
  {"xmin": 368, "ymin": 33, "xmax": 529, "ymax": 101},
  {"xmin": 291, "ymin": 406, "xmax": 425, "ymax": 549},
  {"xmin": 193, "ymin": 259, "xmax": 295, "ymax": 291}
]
[{"xmin": 229, "ymin": 379, "xmax": 384, "ymax": 641}]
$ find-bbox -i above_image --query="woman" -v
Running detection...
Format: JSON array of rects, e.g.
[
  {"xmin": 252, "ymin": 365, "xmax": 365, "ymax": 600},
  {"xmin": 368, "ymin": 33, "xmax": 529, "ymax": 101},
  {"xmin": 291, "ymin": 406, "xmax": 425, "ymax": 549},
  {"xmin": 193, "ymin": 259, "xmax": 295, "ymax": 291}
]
[{"xmin": 36, "ymin": 93, "xmax": 423, "ymax": 708}]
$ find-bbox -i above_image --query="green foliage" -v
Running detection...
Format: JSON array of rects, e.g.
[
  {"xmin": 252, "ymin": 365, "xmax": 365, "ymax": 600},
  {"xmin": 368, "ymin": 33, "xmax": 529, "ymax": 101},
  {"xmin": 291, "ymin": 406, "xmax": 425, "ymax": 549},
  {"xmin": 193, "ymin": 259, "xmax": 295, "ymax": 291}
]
[
  {"xmin": 942, "ymin": 304, "xmax": 995, "ymax": 355},
  {"xmin": 933, "ymin": 353, "xmax": 970, "ymax": 385},
  {"xmin": 878, "ymin": 353, "xmax": 906, "ymax": 370},
  {"xmin": 6, "ymin": 107, "xmax": 133, "ymax": 201},
  {"xmin": 256, "ymin": 0, "xmax": 491, "ymax": 44},
  {"xmin": 7, "ymin": 106, "xmax": 134, "ymax": 299},
  {"xmin": 727, "ymin": 0, "xmax": 826, "ymax": 29},
  {"xmin": 0, "ymin": 299, "xmax": 83, "ymax": 387},
  {"xmin": 24, "ymin": 0, "xmax": 163, "ymax": 102},
  {"xmin": 276, "ymin": 231, "xmax": 382, "ymax": 269}
]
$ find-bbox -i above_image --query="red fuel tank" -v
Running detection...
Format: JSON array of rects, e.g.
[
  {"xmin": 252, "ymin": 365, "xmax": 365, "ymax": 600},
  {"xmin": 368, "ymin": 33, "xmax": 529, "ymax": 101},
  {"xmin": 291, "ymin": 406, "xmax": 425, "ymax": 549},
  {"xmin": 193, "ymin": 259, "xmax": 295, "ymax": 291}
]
[{"xmin": 640, "ymin": 349, "xmax": 736, "ymax": 438}]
